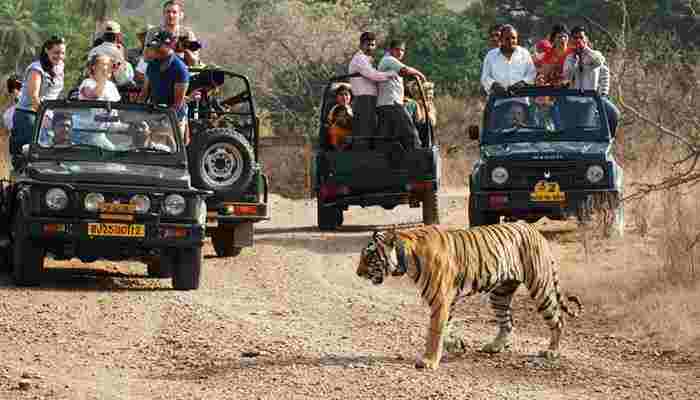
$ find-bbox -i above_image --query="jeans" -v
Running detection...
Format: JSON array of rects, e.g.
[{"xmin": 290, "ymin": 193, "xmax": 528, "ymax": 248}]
[
  {"xmin": 602, "ymin": 96, "xmax": 620, "ymax": 136},
  {"xmin": 351, "ymin": 95, "xmax": 377, "ymax": 137},
  {"xmin": 10, "ymin": 109, "xmax": 36, "ymax": 160}
]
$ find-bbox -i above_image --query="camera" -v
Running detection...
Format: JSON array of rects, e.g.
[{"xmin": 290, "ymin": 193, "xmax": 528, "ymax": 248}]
[{"xmin": 177, "ymin": 36, "xmax": 202, "ymax": 51}]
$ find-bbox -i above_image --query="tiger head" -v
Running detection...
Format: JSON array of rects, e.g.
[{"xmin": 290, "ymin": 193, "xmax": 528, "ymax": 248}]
[{"xmin": 357, "ymin": 231, "xmax": 402, "ymax": 285}]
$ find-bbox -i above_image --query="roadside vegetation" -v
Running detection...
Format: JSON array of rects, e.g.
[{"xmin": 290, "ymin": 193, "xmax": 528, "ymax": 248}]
[{"xmin": 0, "ymin": 0, "xmax": 697, "ymax": 351}]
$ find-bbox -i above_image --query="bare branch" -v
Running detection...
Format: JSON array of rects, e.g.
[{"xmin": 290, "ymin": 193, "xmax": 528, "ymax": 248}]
[
  {"xmin": 582, "ymin": 15, "xmax": 625, "ymax": 49},
  {"xmin": 617, "ymin": 99, "xmax": 698, "ymax": 153}
]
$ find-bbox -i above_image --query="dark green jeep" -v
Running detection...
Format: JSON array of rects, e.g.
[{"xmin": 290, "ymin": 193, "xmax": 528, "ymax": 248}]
[
  {"xmin": 0, "ymin": 100, "xmax": 209, "ymax": 289},
  {"xmin": 314, "ymin": 75, "xmax": 440, "ymax": 230},
  {"xmin": 467, "ymin": 88, "xmax": 624, "ymax": 236}
]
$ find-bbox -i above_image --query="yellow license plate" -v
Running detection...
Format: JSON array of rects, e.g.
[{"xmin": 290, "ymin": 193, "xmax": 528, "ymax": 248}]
[
  {"xmin": 530, "ymin": 181, "xmax": 566, "ymax": 202},
  {"xmin": 87, "ymin": 223, "xmax": 145, "ymax": 237},
  {"xmin": 98, "ymin": 203, "xmax": 136, "ymax": 213}
]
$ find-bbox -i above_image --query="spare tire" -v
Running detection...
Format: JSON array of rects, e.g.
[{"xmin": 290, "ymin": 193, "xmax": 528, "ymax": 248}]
[{"xmin": 189, "ymin": 128, "xmax": 256, "ymax": 197}]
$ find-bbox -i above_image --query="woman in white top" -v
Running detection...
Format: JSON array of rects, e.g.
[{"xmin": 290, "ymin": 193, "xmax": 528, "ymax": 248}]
[
  {"xmin": 76, "ymin": 54, "xmax": 121, "ymax": 149},
  {"xmin": 10, "ymin": 36, "xmax": 66, "ymax": 161},
  {"xmin": 79, "ymin": 54, "xmax": 121, "ymax": 102}
]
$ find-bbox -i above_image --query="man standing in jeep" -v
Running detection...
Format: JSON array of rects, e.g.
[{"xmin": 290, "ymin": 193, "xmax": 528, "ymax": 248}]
[
  {"xmin": 376, "ymin": 39, "xmax": 425, "ymax": 149},
  {"xmin": 138, "ymin": 30, "xmax": 190, "ymax": 145},
  {"xmin": 348, "ymin": 32, "xmax": 398, "ymax": 137},
  {"xmin": 144, "ymin": 0, "xmax": 200, "ymax": 67}
]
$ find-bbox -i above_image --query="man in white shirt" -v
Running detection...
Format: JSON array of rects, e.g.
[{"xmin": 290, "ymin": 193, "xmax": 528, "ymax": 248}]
[
  {"xmin": 377, "ymin": 40, "xmax": 426, "ymax": 149},
  {"xmin": 348, "ymin": 32, "xmax": 397, "ymax": 137},
  {"xmin": 480, "ymin": 25, "xmax": 536, "ymax": 96},
  {"xmin": 563, "ymin": 26, "xmax": 620, "ymax": 136}
]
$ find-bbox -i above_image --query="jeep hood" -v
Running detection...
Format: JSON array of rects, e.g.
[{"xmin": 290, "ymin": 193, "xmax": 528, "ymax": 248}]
[
  {"xmin": 482, "ymin": 141, "xmax": 609, "ymax": 161},
  {"xmin": 28, "ymin": 161, "xmax": 191, "ymax": 188}
]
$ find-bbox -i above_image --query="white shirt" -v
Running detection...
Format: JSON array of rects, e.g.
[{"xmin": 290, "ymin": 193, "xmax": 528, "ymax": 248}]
[
  {"xmin": 480, "ymin": 46, "xmax": 536, "ymax": 94},
  {"xmin": 348, "ymin": 51, "xmax": 396, "ymax": 97},
  {"xmin": 78, "ymin": 78, "xmax": 121, "ymax": 102}
]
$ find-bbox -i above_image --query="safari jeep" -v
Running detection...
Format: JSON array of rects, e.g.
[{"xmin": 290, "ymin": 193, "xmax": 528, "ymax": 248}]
[
  {"xmin": 314, "ymin": 74, "xmax": 441, "ymax": 230},
  {"xmin": 467, "ymin": 87, "xmax": 624, "ymax": 237},
  {"xmin": 185, "ymin": 67, "xmax": 270, "ymax": 256},
  {"xmin": 0, "ymin": 100, "xmax": 209, "ymax": 289}
]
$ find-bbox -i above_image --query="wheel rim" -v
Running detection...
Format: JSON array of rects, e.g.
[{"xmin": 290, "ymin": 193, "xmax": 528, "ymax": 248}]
[{"xmin": 201, "ymin": 142, "xmax": 244, "ymax": 188}]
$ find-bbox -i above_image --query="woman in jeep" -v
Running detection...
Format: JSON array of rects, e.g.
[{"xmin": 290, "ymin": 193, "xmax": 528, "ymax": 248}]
[{"xmin": 10, "ymin": 36, "xmax": 66, "ymax": 163}]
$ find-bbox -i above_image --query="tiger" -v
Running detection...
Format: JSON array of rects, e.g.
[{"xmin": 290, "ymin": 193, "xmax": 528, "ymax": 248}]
[{"xmin": 356, "ymin": 222, "xmax": 582, "ymax": 370}]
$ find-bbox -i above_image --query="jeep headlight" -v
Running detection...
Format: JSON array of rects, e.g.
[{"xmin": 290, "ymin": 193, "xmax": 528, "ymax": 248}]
[
  {"xmin": 586, "ymin": 165, "xmax": 605, "ymax": 183},
  {"xmin": 163, "ymin": 194, "xmax": 186, "ymax": 216},
  {"xmin": 46, "ymin": 188, "xmax": 69, "ymax": 211},
  {"xmin": 84, "ymin": 192, "xmax": 104, "ymax": 212},
  {"xmin": 491, "ymin": 167, "xmax": 509, "ymax": 185},
  {"xmin": 130, "ymin": 194, "xmax": 151, "ymax": 213}
]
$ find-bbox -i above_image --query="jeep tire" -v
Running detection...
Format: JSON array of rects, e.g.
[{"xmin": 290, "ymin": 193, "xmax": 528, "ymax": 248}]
[
  {"xmin": 422, "ymin": 190, "xmax": 440, "ymax": 225},
  {"xmin": 172, "ymin": 246, "xmax": 202, "ymax": 290},
  {"xmin": 317, "ymin": 200, "xmax": 343, "ymax": 231},
  {"xmin": 211, "ymin": 226, "xmax": 243, "ymax": 257},
  {"xmin": 189, "ymin": 128, "xmax": 256, "ymax": 197},
  {"xmin": 145, "ymin": 250, "xmax": 176, "ymax": 278},
  {"xmin": 12, "ymin": 210, "xmax": 45, "ymax": 286}
]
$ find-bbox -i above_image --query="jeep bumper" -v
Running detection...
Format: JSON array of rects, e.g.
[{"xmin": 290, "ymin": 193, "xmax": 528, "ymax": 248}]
[
  {"xmin": 26, "ymin": 217, "xmax": 206, "ymax": 248},
  {"xmin": 470, "ymin": 188, "xmax": 622, "ymax": 219}
]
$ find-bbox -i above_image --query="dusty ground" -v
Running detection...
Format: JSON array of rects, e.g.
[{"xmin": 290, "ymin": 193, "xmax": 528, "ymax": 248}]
[{"xmin": 0, "ymin": 191, "xmax": 698, "ymax": 400}]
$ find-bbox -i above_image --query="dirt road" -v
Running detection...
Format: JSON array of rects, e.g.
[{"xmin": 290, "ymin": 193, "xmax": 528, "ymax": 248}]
[{"xmin": 1, "ymin": 193, "xmax": 698, "ymax": 399}]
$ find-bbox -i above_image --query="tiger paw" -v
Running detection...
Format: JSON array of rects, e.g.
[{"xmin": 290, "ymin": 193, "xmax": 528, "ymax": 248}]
[
  {"xmin": 538, "ymin": 349, "xmax": 560, "ymax": 360},
  {"xmin": 415, "ymin": 356, "xmax": 440, "ymax": 370},
  {"xmin": 443, "ymin": 337, "xmax": 466, "ymax": 354},
  {"xmin": 480, "ymin": 338, "xmax": 512, "ymax": 354}
]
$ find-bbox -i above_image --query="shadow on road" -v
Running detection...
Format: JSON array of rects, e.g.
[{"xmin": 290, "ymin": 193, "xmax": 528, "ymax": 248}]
[
  {"xmin": 255, "ymin": 221, "xmax": 424, "ymax": 235},
  {"xmin": 0, "ymin": 267, "xmax": 172, "ymax": 292}
]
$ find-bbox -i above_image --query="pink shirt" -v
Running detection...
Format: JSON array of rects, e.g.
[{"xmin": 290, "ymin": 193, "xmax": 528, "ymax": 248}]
[{"xmin": 348, "ymin": 51, "xmax": 396, "ymax": 96}]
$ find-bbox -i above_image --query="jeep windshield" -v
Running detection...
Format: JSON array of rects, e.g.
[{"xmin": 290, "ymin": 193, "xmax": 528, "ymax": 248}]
[
  {"xmin": 483, "ymin": 90, "xmax": 609, "ymax": 145},
  {"xmin": 34, "ymin": 102, "xmax": 180, "ymax": 158}
]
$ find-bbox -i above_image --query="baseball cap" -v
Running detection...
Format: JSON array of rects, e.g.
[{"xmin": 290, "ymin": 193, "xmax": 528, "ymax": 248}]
[
  {"xmin": 146, "ymin": 30, "xmax": 175, "ymax": 48},
  {"xmin": 102, "ymin": 20, "xmax": 121, "ymax": 34}
]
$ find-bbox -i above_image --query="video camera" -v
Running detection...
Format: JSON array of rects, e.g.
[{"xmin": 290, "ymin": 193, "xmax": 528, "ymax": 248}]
[{"xmin": 177, "ymin": 36, "xmax": 202, "ymax": 52}]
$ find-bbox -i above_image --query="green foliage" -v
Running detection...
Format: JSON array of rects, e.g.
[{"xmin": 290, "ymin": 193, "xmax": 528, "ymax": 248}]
[{"xmin": 390, "ymin": 13, "xmax": 485, "ymax": 96}]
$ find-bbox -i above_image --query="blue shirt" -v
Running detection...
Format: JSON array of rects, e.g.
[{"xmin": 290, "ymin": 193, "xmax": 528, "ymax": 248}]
[{"xmin": 146, "ymin": 54, "xmax": 190, "ymax": 119}]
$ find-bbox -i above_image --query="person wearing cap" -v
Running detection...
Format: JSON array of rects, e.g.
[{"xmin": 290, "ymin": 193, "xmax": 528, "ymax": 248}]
[
  {"xmin": 144, "ymin": 0, "xmax": 199, "ymax": 66},
  {"xmin": 132, "ymin": 24, "xmax": 156, "ymax": 84},
  {"xmin": 139, "ymin": 30, "xmax": 190, "ymax": 145},
  {"xmin": 89, "ymin": 20, "xmax": 134, "ymax": 87},
  {"xmin": 326, "ymin": 83, "xmax": 353, "ymax": 151},
  {"xmin": 348, "ymin": 32, "xmax": 397, "ymax": 138},
  {"xmin": 376, "ymin": 39, "xmax": 425, "ymax": 150}
]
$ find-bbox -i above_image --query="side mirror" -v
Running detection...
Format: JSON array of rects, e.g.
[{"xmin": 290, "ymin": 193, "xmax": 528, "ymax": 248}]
[{"xmin": 468, "ymin": 125, "xmax": 480, "ymax": 141}]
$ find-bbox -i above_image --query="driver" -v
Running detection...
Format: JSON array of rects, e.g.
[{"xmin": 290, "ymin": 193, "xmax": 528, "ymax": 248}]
[
  {"xmin": 505, "ymin": 102, "xmax": 528, "ymax": 128},
  {"xmin": 51, "ymin": 113, "xmax": 73, "ymax": 147}
]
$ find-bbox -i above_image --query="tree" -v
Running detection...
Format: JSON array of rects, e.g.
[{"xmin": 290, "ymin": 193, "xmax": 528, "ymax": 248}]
[
  {"xmin": 76, "ymin": 0, "xmax": 120, "ymax": 36},
  {"xmin": 0, "ymin": 1, "xmax": 41, "ymax": 72},
  {"xmin": 389, "ymin": 13, "xmax": 484, "ymax": 96}
]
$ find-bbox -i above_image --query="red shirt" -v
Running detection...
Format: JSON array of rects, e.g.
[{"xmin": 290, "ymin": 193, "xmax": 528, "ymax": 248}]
[{"xmin": 538, "ymin": 47, "xmax": 574, "ymax": 85}]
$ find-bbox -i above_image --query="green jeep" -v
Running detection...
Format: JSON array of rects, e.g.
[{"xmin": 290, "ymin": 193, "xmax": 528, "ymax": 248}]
[
  {"xmin": 314, "ymin": 74, "xmax": 440, "ymax": 230},
  {"xmin": 0, "ymin": 100, "xmax": 209, "ymax": 289},
  {"xmin": 467, "ymin": 87, "xmax": 624, "ymax": 236}
]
